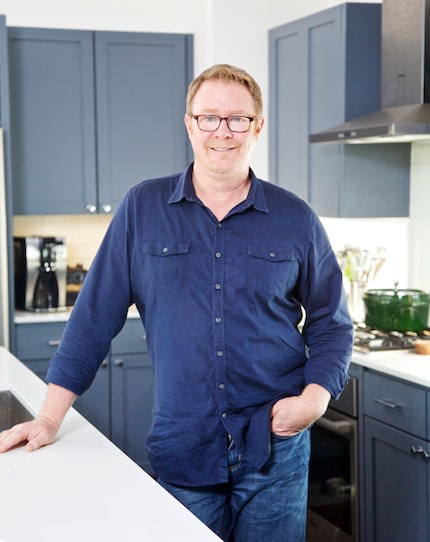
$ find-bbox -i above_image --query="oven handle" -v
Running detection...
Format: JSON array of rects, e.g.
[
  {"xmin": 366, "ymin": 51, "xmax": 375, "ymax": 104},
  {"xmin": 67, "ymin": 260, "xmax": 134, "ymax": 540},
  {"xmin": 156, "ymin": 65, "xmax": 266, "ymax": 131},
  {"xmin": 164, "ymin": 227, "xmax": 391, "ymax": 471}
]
[{"xmin": 315, "ymin": 415, "xmax": 354, "ymax": 435}]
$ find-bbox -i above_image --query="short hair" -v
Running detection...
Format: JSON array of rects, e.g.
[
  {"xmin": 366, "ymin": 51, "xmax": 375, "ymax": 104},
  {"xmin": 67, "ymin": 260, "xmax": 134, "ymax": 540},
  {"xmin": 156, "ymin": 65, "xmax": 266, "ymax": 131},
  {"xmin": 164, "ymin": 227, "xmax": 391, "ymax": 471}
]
[{"xmin": 186, "ymin": 64, "xmax": 263, "ymax": 118}]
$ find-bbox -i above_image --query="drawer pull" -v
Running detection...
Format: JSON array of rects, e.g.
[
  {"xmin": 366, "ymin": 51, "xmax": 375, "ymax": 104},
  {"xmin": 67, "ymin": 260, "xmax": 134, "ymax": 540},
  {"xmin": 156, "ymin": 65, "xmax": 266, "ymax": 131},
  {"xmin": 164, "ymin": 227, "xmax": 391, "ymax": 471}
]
[
  {"xmin": 411, "ymin": 446, "xmax": 430, "ymax": 461},
  {"xmin": 374, "ymin": 398, "xmax": 401, "ymax": 409},
  {"xmin": 114, "ymin": 359, "xmax": 124, "ymax": 368},
  {"xmin": 47, "ymin": 340, "xmax": 61, "ymax": 347}
]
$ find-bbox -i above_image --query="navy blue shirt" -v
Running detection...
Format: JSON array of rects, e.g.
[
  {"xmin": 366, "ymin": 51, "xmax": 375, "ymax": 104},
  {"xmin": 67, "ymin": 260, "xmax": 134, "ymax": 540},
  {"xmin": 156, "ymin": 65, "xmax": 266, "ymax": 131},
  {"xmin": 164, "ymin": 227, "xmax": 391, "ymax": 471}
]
[{"xmin": 47, "ymin": 164, "xmax": 353, "ymax": 486}]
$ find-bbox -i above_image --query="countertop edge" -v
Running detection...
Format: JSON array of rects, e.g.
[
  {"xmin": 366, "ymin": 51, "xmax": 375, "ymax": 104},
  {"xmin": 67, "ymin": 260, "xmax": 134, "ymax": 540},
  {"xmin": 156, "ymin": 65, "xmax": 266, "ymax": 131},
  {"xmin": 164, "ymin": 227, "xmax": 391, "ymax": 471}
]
[{"xmin": 352, "ymin": 349, "xmax": 430, "ymax": 388}]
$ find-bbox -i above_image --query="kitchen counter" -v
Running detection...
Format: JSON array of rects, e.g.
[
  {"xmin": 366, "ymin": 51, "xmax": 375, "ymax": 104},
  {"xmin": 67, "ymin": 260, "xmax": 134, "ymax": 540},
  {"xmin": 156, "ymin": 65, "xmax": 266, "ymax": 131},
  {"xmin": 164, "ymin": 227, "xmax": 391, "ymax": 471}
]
[
  {"xmin": 14, "ymin": 304, "xmax": 140, "ymax": 323},
  {"xmin": 0, "ymin": 347, "xmax": 220, "ymax": 542},
  {"xmin": 352, "ymin": 348, "xmax": 430, "ymax": 387}
]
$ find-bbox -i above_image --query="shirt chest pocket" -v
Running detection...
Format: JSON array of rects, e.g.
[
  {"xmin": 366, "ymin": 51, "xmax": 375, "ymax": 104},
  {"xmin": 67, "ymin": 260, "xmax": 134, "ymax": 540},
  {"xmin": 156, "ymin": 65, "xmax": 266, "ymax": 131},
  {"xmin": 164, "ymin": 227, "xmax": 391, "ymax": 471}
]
[
  {"xmin": 142, "ymin": 240, "xmax": 191, "ymax": 291},
  {"xmin": 247, "ymin": 244, "xmax": 299, "ymax": 298}
]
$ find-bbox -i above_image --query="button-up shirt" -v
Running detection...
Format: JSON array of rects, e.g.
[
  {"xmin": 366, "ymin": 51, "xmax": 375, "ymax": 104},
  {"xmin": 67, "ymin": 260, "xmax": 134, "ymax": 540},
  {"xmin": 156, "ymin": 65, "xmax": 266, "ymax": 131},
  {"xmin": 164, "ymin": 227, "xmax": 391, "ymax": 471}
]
[{"xmin": 47, "ymin": 164, "xmax": 353, "ymax": 486}]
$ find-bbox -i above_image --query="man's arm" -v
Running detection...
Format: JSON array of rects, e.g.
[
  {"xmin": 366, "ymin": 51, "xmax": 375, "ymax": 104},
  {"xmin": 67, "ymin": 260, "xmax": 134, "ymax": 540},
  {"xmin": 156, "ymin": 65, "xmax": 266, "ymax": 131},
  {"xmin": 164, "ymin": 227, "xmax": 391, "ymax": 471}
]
[{"xmin": 0, "ymin": 383, "xmax": 77, "ymax": 453}]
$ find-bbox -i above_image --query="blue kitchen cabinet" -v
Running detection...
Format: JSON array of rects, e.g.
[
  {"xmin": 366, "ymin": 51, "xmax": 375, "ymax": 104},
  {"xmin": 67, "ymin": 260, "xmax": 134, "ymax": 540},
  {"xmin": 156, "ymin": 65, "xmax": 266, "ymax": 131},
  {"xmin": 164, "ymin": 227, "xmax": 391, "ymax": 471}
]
[
  {"xmin": 269, "ymin": 4, "xmax": 410, "ymax": 218},
  {"xmin": 110, "ymin": 317, "xmax": 154, "ymax": 474},
  {"xmin": 14, "ymin": 317, "xmax": 154, "ymax": 474},
  {"xmin": 111, "ymin": 352, "xmax": 154, "ymax": 475},
  {"xmin": 363, "ymin": 370, "xmax": 430, "ymax": 541},
  {"xmin": 8, "ymin": 27, "xmax": 193, "ymax": 215},
  {"xmin": 14, "ymin": 321, "xmax": 111, "ymax": 437}
]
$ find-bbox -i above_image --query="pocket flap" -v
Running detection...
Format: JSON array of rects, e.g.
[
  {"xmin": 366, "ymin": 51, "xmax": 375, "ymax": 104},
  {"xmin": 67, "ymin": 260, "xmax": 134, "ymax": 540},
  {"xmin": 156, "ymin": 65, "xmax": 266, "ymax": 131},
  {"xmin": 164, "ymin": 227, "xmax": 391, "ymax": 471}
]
[
  {"xmin": 247, "ymin": 244, "xmax": 295, "ymax": 262},
  {"xmin": 142, "ymin": 240, "xmax": 191, "ymax": 256}
]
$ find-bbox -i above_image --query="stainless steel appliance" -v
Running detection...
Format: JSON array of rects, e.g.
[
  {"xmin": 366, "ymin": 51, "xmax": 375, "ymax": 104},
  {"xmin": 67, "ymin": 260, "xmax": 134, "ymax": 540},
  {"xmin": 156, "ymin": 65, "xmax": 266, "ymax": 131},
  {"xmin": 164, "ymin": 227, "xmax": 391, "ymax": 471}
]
[
  {"xmin": 310, "ymin": 0, "xmax": 430, "ymax": 144},
  {"xmin": 14, "ymin": 236, "xmax": 67, "ymax": 311},
  {"xmin": 354, "ymin": 325, "xmax": 430, "ymax": 353},
  {"xmin": 307, "ymin": 377, "xmax": 358, "ymax": 542}
]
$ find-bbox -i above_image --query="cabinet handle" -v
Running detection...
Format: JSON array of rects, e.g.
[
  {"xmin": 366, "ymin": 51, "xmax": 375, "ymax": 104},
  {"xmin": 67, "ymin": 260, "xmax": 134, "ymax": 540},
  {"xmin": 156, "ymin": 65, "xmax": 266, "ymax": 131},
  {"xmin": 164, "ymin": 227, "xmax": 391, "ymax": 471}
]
[
  {"xmin": 114, "ymin": 358, "xmax": 124, "ymax": 368},
  {"xmin": 373, "ymin": 398, "xmax": 402, "ymax": 409},
  {"xmin": 85, "ymin": 203, "xmax": 97, "ymax": 213},
  {"xmin": 411, "ymin": 446, "xmax": 430, "ymax": 461},
  {"xmin": 100, "ymin": 203, "xmax": 112, "ymax": 213},
  {"xmin": 47, "ymin": 340, "xmax": 61, "ymax": 347},
  {"xmin": 315, "ymin": 416, "xmax": 354, "ymax": 435},
  {"xmin": 100, "ymin": 360, "xmax": 109, "ymax": 369}
]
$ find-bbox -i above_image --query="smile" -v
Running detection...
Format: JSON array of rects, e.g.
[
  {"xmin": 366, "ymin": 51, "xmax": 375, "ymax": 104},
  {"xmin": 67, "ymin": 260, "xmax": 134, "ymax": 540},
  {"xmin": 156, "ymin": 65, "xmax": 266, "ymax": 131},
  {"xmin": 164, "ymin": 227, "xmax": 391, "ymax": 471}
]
[{"xmin": 210, "ymin": 146, "xmax": 234, "ymax": 152}]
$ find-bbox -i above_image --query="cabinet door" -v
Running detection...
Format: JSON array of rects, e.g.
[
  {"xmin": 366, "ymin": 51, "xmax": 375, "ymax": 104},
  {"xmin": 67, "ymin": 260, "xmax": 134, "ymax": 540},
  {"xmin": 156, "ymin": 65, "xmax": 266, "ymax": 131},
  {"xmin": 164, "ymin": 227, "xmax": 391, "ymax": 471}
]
[
  {"xmin": 269, "ymin": 19, "xmax": 308, "ymax": 199},
  {"xmin": 94, "ymin": 32, "xmax": 193, "ymax": 214},
  {"xmin": 364, "ymin": 417, "xmax": 430, "ymax": 542},
  {"xmin": 22, "ymin": 357, "xmax": 110, "ymax": 436},
  {"xmin": 8, "ymin": 28, "xmax": 97, "ymax": 214},
  {"xmin": 269, "ymin": 5, "xmax": 410, "ymax": 218},
  {"xmin": 111, "ymin": 352, "xmax": 154, "ymax": 475}
]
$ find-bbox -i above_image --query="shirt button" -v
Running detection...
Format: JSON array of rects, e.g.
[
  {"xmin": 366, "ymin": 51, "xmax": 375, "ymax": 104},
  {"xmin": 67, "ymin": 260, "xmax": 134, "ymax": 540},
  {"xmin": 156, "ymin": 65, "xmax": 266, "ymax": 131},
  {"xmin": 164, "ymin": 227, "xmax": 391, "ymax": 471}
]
[
  {"xmin": 215, "ymin": 317, "xmax": 222, "ymax": 323},
  {"xmin": 162, "ymin": 247, "xmax": 168, "ymax": 253},
  {"xmin": 217, "ymin": 351, "xmax": 223, "ymax": 357},
  {"xmin": 217, "ymin": 223, "xmax": 223, "ymax": 229},
  {"xmin": 269, "ymin": 251, "xmax": 275, "ymax": 258},
  {"xmin": 222, "ymin": 412, "xmax": 227, "ymax": 419},
  {"xmin": 215, "ymin": 251, "xmax": 222, "ymax": 258},
  {"xmin": 219, "ymin": 383, "xmax": 225, "ymax": 390},
  {"xmin": 215, "ymin": 283, "xmax": 221, "ymax": 290}
]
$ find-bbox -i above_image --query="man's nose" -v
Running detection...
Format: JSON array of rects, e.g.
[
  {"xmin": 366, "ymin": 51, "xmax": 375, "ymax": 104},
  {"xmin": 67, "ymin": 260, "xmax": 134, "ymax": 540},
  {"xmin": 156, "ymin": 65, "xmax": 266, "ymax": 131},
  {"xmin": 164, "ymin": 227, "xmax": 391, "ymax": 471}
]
[{"xmin": 216, "ymin": 118, "xmax": 232, "ymax": 134}]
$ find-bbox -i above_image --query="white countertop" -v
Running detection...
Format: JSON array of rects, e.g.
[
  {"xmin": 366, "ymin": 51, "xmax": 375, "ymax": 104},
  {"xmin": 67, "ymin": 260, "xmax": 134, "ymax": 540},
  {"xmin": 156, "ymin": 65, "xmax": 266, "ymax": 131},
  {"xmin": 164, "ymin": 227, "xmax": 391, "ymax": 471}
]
[
  {"xmin": 0, "ymin": 347, "xmax": 220, "ymax": 542},
  {"xmin": 352, "ymin": 348, "xmax": 430, "ymax": 388},
  {"xmin": 14, "ymin": 305, "xmax": 140, "ymax": 323}
]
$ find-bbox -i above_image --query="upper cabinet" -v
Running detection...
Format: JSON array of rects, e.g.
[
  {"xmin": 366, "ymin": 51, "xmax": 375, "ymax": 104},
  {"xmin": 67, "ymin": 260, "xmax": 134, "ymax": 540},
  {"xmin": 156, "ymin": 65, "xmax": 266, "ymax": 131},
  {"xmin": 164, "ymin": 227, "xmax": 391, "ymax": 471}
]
[
  {"xmin": 8, "ymin": 28, "xmax": 193, "ymax": 215},
  {"xmin": 269, "ymin": 4, "xmax": 411, "ymax": 218}
]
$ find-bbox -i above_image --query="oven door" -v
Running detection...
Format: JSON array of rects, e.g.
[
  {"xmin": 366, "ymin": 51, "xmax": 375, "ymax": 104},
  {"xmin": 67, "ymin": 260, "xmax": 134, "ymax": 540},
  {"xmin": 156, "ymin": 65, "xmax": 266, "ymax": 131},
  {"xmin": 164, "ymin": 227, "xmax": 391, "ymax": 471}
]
[{"xmin": 307, "ymin": 408, "xmax": 358, "ymax": 542}]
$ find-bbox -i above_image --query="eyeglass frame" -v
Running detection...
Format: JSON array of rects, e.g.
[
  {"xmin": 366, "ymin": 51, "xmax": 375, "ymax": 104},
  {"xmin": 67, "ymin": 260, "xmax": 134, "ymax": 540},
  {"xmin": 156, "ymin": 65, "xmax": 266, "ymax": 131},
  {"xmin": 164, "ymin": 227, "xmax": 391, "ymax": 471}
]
[{"xmin": 192, "ymin": 114, "xmax": 256, "ymax": 133}]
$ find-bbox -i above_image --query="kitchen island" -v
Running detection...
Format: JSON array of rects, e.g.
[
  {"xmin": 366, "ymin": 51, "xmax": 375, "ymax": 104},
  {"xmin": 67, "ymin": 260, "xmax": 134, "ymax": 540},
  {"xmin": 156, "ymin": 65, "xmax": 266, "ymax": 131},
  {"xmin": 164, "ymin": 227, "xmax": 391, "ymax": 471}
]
[{"xmin": 0, "ymin": 347, "xmax": 220, "ymax": 542}]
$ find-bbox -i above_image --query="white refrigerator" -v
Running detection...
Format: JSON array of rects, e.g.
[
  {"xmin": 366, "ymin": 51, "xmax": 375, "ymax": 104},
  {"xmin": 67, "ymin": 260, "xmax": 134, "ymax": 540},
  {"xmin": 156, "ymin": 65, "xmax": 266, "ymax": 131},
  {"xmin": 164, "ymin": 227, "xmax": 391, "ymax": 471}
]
[{"xmin": 0, "ymin": 128, "xmax": 10, "ymax": 348}]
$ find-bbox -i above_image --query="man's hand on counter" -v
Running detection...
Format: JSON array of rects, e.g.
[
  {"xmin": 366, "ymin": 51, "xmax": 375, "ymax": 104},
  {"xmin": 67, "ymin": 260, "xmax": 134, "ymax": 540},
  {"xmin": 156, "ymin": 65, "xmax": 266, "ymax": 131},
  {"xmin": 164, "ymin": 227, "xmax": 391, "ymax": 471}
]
[
  {"xmin": 0, "ymin": 383, "xmax": 77, "ymax": 453},
  {"xmin": 0, "ymin": 416, "xmax": 59, "ymax": 452}
]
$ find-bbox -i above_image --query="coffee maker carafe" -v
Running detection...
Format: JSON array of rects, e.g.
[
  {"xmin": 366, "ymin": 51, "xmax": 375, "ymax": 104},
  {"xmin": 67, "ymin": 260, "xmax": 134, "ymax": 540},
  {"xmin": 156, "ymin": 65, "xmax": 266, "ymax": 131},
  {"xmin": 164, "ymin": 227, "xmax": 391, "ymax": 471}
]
[{"xmin": 14, "ymin": 237, "xmax": 67, "ymax": 311}]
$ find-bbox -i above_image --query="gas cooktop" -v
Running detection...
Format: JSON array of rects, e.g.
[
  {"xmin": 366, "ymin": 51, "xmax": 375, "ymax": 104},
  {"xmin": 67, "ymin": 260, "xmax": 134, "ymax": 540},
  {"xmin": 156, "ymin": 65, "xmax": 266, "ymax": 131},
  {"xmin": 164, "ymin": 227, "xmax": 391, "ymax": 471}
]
[{"xmin": 353, "ymin": 326, "xmax": 430, "ymax": 354}]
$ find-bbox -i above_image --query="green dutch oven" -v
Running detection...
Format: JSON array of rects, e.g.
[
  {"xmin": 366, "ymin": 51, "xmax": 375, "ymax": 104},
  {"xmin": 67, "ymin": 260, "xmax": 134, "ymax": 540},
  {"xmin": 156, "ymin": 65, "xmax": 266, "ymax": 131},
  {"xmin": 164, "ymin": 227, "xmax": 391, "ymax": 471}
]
[{"xmin": 363, "ymin": 289, "xmax": 430, "ymax": 332}]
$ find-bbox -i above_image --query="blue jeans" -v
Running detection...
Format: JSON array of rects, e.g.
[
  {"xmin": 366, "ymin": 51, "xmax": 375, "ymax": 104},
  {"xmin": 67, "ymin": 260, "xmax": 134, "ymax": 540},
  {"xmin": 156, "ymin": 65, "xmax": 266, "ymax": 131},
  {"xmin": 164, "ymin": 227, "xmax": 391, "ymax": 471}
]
[{"xmin": 158, "ymin": 430, "xmax": 310, "ymax": 542}]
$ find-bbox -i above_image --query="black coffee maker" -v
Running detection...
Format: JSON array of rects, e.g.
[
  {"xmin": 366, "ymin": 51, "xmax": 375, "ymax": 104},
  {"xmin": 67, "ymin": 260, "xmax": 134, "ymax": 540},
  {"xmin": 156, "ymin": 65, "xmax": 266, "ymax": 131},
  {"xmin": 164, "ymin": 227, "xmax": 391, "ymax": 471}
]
[{"xmin": 14, "ymin": 236, "xmax": 67, "ymax": 311}]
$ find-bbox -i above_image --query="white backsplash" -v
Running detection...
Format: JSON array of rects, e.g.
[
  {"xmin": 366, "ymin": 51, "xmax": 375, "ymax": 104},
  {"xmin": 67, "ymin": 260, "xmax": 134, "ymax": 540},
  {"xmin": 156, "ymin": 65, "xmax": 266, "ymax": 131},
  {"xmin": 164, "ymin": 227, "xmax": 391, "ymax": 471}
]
[
  {"xmin": 13, "ymin": 214, "xmax": 112, "ymax": 271},
  {"xmin": 321, "ymin": 217, "xmax": 409, "ymax": 291},
  {"xmin": 408, "ymin": 141, "xmax": 430, "ymax": 294}
]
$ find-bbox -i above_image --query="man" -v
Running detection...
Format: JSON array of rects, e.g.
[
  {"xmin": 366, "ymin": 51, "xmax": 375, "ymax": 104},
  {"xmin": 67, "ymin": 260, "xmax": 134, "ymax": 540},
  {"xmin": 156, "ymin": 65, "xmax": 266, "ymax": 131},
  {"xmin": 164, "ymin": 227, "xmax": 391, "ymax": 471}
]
[{"xmin": 0, "ymin": 64, "xmax": 353, "ymax": 541}]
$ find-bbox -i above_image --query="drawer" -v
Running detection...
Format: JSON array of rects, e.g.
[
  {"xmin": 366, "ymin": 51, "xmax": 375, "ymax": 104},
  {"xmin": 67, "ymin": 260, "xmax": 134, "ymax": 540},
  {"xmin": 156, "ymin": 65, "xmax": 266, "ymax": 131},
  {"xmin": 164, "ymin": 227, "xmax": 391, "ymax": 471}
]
[
  {"xmin": 15, "ymin": 322, "xmax": 66, "ymax": 361},
  {"xmin": 111, "ymin": 319, "xmax": 147, "ymax": 354},
  {"xmin": 364, "ymin": 371, "xmax": 427, "ymax": 438}
]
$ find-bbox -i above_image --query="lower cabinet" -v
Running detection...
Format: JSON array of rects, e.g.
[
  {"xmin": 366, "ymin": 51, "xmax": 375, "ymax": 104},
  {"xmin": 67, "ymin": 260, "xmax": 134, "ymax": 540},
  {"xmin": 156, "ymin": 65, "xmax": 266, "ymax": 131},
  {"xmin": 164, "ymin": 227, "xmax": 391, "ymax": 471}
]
[
  {"xmin": 111, "ymin": 352, "xmax": 153, "ymax": 473},
  {"xmin": 363, "ymin": 370, "xmax": 430, "ymax": 542},
  {"xmin": 14, "ymin": 318, "xmax": 154, "ymax": 475}
]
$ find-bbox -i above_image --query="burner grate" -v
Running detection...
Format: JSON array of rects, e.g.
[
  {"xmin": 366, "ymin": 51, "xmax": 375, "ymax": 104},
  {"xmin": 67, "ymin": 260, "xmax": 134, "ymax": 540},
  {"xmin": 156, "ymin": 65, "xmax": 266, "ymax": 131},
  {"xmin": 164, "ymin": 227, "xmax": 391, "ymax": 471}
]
[{"xmin": 353, "ymin": 327, "xmax": 429, "ymax": 353}]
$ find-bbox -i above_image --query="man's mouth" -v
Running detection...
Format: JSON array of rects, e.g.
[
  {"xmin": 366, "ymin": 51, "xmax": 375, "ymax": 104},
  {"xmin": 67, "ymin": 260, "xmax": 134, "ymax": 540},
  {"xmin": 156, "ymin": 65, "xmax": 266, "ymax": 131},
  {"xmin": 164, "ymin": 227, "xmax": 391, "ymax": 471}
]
[{"xmin": 210, "ymin": 146, "xmax": 234, "ymax": 152}]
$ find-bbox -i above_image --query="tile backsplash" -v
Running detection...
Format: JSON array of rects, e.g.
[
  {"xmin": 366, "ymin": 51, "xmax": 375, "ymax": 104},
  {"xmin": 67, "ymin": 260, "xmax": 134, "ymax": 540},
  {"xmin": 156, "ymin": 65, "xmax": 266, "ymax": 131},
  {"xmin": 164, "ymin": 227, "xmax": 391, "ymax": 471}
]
[{"xmin": 13, "ymin": 214, "xmax": 112, "ymax": 271}]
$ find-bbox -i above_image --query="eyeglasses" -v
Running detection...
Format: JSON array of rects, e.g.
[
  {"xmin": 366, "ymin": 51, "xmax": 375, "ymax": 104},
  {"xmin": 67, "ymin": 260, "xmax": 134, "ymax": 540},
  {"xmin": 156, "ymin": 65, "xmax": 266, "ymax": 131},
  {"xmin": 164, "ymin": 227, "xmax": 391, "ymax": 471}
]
[{"xmin": 192, "ymin": 115, "xmax": 256, "ymax": 133}]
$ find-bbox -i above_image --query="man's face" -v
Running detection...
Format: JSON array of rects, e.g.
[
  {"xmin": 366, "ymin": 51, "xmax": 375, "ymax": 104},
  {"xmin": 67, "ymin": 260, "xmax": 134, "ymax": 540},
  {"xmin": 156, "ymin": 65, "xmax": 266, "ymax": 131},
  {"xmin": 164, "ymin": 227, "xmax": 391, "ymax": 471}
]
[{"xmin": 184, "ymin": 80, "xmax": 264, "ymax": 178}]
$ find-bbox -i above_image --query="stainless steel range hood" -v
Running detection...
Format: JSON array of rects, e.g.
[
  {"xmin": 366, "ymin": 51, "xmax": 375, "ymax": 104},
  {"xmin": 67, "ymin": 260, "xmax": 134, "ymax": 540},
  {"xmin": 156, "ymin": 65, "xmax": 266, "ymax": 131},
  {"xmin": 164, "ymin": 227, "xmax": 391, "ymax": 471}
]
[{"xmin": 310, "ymin": 0, "xmax": 430, "ymax": 143}]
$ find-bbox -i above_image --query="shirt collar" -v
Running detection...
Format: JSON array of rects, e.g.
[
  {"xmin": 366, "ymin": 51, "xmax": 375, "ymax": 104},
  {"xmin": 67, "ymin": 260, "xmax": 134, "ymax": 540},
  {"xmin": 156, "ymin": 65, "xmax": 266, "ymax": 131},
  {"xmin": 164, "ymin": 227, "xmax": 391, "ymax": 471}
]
[{"xmin": 168, "ymin": 163, "xmax": 269, "ymax": 214}]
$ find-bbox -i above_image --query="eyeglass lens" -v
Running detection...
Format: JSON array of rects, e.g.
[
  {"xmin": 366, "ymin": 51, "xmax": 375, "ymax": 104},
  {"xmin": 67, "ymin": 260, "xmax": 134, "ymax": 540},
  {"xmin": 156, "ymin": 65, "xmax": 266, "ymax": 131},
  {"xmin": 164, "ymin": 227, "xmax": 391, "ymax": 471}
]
[{"xmin": 194, "ymin": 115, "xmax": 254, "ymax": 132}]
